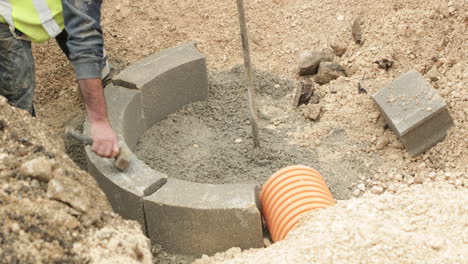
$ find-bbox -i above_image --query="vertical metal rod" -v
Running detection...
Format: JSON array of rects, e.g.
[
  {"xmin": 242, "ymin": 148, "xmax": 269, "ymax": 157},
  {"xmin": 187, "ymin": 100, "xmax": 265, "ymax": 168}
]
[{"xmin": 236, "ymin": 0, "xmax": 260, "ymax": 148}]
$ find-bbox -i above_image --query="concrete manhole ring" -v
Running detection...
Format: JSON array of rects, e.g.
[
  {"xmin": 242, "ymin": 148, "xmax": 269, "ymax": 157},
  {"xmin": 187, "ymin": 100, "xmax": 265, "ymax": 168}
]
[{"xmin": 83, "ymin": 43, "xmax": 263, "ymax": 256}]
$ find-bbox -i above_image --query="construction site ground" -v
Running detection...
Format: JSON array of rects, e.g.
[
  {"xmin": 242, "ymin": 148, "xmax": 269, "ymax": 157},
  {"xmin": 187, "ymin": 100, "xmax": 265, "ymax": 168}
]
[{"xmin": 1, "ymin": 0, "xmax": 466, "ymax": 263}]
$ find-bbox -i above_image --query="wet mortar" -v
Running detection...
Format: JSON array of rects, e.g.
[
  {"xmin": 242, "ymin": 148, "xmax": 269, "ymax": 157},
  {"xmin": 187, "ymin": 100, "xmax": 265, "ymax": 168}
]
[{"xmin": 135, "ymin": 66, "xmax": 317, "ymax": 185}]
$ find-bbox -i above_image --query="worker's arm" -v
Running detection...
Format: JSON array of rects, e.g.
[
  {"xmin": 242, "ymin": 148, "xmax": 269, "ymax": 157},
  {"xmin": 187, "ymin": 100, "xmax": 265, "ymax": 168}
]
[
  {"xmin": 61, "ymin": 0, "xmax": 118, "ymax": 158},
  {"xmin": 78, "ymin": 79, "xmax": 118, "ymax": 158}
]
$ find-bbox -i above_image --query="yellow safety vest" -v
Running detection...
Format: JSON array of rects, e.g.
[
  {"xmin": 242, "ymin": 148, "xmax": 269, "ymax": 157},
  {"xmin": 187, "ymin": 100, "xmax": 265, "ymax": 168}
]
[{"xmin": 0, "ymin": 0, "xmax": 64, "ymax": 43}]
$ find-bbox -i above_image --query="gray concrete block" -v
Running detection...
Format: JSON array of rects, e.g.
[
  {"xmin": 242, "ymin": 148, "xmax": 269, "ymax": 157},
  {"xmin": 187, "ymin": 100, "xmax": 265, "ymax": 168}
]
[
  {"xmin": 113, "ymin": 43, "xmax": 208, "ymax": 127},
  {"xmin": 372, "ymin": 70, "xmax": 453, "ymax": 156},
  {"xmin": 83, "ymin": 84, "xmax": 167, "ymax": 233},
  {"xmin": 85, "ymin": 150, "xmax": 167, "ymax": 234},
  {"xmin": 143, "ymin": 178, "xmax": 263, "ymax": 256},
  {"xmin": 102, "ymin": 84, "xmax": 147, "ymax": 150}
]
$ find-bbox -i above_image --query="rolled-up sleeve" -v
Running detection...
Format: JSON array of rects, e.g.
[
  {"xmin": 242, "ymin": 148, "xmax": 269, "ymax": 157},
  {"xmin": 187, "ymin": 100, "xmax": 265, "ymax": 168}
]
[{"xmin": 61, "ymin": 0, "xmax": 104, "ymax": 80}]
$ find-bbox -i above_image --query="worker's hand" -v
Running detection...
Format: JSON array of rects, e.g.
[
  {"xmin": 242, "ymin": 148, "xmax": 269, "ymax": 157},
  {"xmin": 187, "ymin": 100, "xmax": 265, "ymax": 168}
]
[{"xmin": 90, "ymin": 120, "xmax": 119, "ymax": 158}]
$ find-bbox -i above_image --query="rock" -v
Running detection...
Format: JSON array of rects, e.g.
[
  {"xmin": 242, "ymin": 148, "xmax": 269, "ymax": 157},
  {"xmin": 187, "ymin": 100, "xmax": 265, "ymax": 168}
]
[
  {"xmin": 309, "ymin": 91, "xmax": 321, "ymax": 104},
  {"xmin": 19, "ymin": 156, "xmax": 55, "ymax": 182},
  {"xmin": 387, "ymin": 183, "xmax": 397, "ymax": 192},
  {"xmin": 298, "ymin": 51, "xmax": 333, "ymax": 76},
  {"xmin": 351, "ymin": 17, "xmax": 363, "ymax": 44},
  {"xmin": 10, "ymin": 222, "xmax": 20, "ymax": 233},
  {"xmin": 426, "ymin": 66, "xmax": 441, "ymax": 82},
  {"xmin": 263, "ymin": 238, "xmax": 272, "ymax": 247},
  {"xmin": 357, "ymin": 183, "xmax": 366, "ymax": 192},
  {"xmin": 371, "ymin": 186, "xmax": 384, "ymax": 195},
  {"xmin": 373, "ymin": 59, "xmax": 393, "ymax": 71},
  {"xmin": 353, "ymin": 189, "xmax": 361, "ymax": 196},
  {"xmin": 293, "ymin": 81, "xmax": 314, "ymax": 107},
  {"xmin": 331, "ymin": 44, "xmax": 347, "ymax": 57},
  {"xmin": 315, "ymin": 62, "xmax": 347, "ymax": 84},
  {"xmin": 304, "ymin": 104, "xmax": 322, "ymax": 121},
  {"xmin": 376, "ymin": 137, "xmax": 390, "ymax": 150},
  {"xmin": 415, "ymin": 176, "xmax": 425, "ymax": 184},
  {"xmin": 47, "ymin": 173, "xmax": 91, "ymax": 213},
  {"xmin": 426, "ymin": 236, "xmax": 445, "ymax": 250},
  {"xmin": 234, "ymin": 138, "xmax": 243, "ymax": 143}
]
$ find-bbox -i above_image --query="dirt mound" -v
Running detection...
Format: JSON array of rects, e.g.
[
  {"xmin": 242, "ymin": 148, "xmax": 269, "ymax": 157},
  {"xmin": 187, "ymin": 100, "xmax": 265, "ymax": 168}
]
[
  {"xmin": 195, "ymin": 183, "xmax": 468, "ymax": 264},
  {"xmin": 0, "ymin": 97, "xmax": 152, "ymax": 264}
]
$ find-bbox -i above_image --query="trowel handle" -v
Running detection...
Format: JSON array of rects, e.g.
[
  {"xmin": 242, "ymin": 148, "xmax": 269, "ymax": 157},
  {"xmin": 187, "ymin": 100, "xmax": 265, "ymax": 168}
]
[{"xmin": 65, "ymin": 127, "xmax": 93, "ymax": 146}]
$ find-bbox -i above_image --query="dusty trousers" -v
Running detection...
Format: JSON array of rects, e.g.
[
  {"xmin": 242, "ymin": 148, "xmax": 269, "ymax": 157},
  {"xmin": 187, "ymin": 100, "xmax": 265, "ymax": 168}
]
[
  {"xmin": 0, "ymin": 23, "xmax": 36, "ymax": 115},
  {"xmin": 0, "ymin": 23, "xmax": 71, "ymax": 116}
]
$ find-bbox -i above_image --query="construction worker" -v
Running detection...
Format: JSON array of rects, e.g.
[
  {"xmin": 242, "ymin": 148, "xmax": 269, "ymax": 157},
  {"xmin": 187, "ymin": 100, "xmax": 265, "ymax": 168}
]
[{"xmin": 0, "ymin": 0, "xmax": 118, "ymax": 158}]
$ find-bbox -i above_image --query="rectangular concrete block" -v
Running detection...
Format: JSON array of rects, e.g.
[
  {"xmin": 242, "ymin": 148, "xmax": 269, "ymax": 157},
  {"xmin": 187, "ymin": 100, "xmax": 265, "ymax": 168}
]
[
  {"xmin": 113, "ymin": 43, "xmax": 209, "ymax": 128},
  {"xmin": 372, "ymin": 70, "xmax": 453, "ymax": 156},
  {"xmin": 143, "ymin": 179, "xmax": 263, "ymax": 256}
]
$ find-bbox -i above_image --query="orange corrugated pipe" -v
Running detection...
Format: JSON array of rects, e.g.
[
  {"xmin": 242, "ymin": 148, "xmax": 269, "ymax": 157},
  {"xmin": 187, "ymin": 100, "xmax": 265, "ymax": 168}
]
[{"xmin": 260, "ymin": 165, "xmax": 336, "ymax": 242}]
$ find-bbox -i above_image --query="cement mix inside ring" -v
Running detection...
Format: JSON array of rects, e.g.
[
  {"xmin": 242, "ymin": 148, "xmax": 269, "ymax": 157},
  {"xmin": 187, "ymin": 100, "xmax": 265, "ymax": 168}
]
[{"xmin": 135, "ymin": 66, "xmax": 316, "ymax": 185}]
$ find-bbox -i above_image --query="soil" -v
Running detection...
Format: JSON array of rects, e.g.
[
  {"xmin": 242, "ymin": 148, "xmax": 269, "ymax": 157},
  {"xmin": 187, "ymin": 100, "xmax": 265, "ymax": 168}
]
[
  {"xmin": 8, "ymin": 0, "xmax": 465, "ymax": 263},
  {"xmin": 0, "ymin": 98, "xmax": 152, "ymax": 264},
  {"xmin": 194, "ymin": 183, "xmax": 468, "ymax": 264}
]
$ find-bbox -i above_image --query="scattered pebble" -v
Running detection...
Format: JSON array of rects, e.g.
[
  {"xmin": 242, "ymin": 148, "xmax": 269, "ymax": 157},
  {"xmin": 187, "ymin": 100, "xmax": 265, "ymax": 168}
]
[
  {"xmin": 331, "ymin": 44, "xmax": 347, "ymax": 57},
  {"xmin": 426, "ymin": 66, "xmax": 441, "ymax": 82},
  {"xmin": 376, "ymin": 137, "xmax": 390, "ymax": 150},
  {"xmin": 353, "ymin": 189, "xmax": 361, "ymax": 196},
  {"xmin": 415, "ymin": 176, "xmax": 425, "ymax": 184},
  {"xmin": 351, "ymin": 17, "xmax": 363, "ymax": 44},
  {"xmin": 387, "ymin": 183, "xmax": 397, "ymax": 192},
  {"xmin": 303, "ymin": 104, "xmax": 322, "ymax": 121},
  {"xmin": 393, "ymin": 174, "xmax": 403, "ymax": 182},
  {"xmin": 426, "ymin": 236, "xmax": 445, "ymax": 250},
  {"xmin": 371, "ymin": 185, "xmax": 384, "ymax": 195},
  {"xmin": 47, "ymin": 174, "xmax": 91, "ymax": 213},
  {"xmin": 357, "ymin": 183, "xmax": 366, "ymax": 191},
  {"xmin": 298, "ymin": 51, "xmax": 333, "ymax": 76},
  {"xmin": 10, "ymin": 223, "xmax": 20, "ymax": 232},
  {"xmin": 315, "ymin": 62, "xmax": 347, "ymax": 84},
  {"xmin": 19, "ymin": 156, "xmax": 55, "ymax": 182},
  {"xmin": 293, "ymin": 81, "xmax": 314, "ymax": 107},
  {"xmin": 263, "ymin": 238, "xmax": 272, "ymax": 247}
]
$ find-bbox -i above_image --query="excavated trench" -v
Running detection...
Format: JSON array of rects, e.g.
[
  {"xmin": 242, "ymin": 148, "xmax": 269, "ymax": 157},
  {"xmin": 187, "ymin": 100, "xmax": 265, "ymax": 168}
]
[
  {"xmin": 135, "ymin": 66, "xmax": 316, "ymax": 185},
  {"xmin": 79, "ymin": 43, "xmax": 367, "ymax": 258}
]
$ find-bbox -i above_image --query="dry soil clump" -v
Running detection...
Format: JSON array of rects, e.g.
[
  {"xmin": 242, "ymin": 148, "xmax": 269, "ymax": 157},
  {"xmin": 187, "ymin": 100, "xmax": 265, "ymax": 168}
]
[{"xmin": 0, "ymin": 97, "xmax": 152, "ymax": 264}]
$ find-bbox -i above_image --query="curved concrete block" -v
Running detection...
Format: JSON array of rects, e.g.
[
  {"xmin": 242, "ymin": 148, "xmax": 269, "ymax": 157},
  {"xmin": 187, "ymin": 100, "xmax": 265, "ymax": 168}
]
[
  {"xmin": 143, "ymin": 178, "xmax": 263, "ymax": 256},
  {"xmin": 113, "ymin": 43, "xmax": 208, "ymax": 127},
  {"xmin": 84, "ymin": 45, "xmax": 263, "ymax": 255},
  {"xmin": 84, "ymin": 85, "xmax": 167, "ymax": 233}
]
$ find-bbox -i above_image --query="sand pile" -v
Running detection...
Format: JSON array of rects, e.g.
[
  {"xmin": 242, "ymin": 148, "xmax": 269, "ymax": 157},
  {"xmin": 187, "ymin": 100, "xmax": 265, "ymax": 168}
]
[
  {"xmin": 195, "ymin": 183, "xmax": 467, "ymax": 264},
  {"xmin": 0, "ymin": 97, "xmax": 152, "ymax": 264}
]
